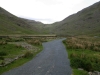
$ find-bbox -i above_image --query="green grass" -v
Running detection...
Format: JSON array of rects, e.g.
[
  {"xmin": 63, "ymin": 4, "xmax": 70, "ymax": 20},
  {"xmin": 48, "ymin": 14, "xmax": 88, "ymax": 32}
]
[
  {"xmin": 67, "ymin": 49, "xmax": 100, "ymax": 58},
  {"xmin": 0, "ymin": 13, "xmax": 36, "ymax": 35},
  {"xmin": 67, "ymin": 49, "xmax": 100, "ymax": 71},
  {"xmin": 0, "ymin": 57, "xmax": 32, "ymax": 74},
  {"xmin": 0, "ymin": 44, "xmax": 25, "ymax": 58},
  {"xmin": 0, "ymin": 45, "xmax": 43, "ymax": 74},
  {"xmin": 0, "ymin": 37, "xmax": 43, "ymax": 74},
  {"xmin": 63, "ymin": 37, "xmax": 100, "ymax": 74},
  {"xmin": 73, "ymin": 69, "xmax": 88, "ymax": 75}
]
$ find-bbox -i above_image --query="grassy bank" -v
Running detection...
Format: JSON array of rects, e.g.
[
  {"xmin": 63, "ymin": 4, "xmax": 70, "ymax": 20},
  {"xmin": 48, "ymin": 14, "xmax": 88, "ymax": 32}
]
[
  {"xmin": 63, "ymin": 36, "xmax": 100, "ymax": 75},
  {"xmin": 0, "ymin": 47, "xmax": 42, "ymax": 74},
  {"xmin": 73, "ymin": 69, "xmax": 88, "ymax": 75},
  {"xmin": 0, "ymin": 38, "xmax": 43, "ymax": 74}
]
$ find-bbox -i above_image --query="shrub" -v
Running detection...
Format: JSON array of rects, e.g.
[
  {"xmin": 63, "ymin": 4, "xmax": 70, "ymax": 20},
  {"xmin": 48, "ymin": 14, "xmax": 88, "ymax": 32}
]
[
  {"xmin": 69, "ymin": 52, "xmax": 100, "ymax": 71},
  {"xmin": 0, "ymin": 61, "xmax": 5, "ymax": 65},
  {"xmin": 15, "ymin": 45, "xmax": 22, "ymax": 48},
  {"xmin": 70, "ymin": 52, "xmax": 77, "ymax": 57},
  {"xmin": 0, "ymin": 56, "xmax": 4, "ymax": 60},
  {"xmin": 64, "ymin": 37, "xmax": 100, "ymax": 51},
  {"xmin": 0, "ymin": 51, "xmax": 7, "ymax": 56},
  {"xmin": 5, "ymin": 38, "xmax": 24, "ymax": 42},
  {"xmin": 27, "ymin": 39, "xmax": 42, "ymax": 46},
  {"xmin": 0, "ymin": 41, "xmax": 7, "ymax": 45},
  {"xmin": 23, "ymin": 51, "xmax": 33, "ymax": 58},
  {"xmin": 73, "ymin": 69, "xmax": 89, "ymax": 75},
  {"xmin": 34, "ymin": 40, "xmax": 42, "ymax": 45},
  {"xmin": 64, "ymin": 37, "xmax": 100, "ymax": 72},
  {"xmin": 70, "ymin": 56, "xmax": 93, "ymax": 71}
]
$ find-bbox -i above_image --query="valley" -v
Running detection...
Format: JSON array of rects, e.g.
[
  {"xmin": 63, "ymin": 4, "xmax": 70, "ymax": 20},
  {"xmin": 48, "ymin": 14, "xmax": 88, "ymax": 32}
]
[{"xmin": 0, "ymin": 1, "xmax": 100, "ymax": 75}]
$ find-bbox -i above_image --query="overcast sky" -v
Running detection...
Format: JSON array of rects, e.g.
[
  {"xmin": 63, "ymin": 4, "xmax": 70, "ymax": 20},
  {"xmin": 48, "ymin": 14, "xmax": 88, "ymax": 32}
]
[{"xmin": 0, "ymin": 0, "xmax": 100, "ymax": 24}]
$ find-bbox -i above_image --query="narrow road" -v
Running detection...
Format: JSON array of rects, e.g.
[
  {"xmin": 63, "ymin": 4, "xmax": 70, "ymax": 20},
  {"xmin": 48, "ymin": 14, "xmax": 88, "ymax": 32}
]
[{"xmin": 2, "ymin": 39, "xmax": 72, "ymax": 75}]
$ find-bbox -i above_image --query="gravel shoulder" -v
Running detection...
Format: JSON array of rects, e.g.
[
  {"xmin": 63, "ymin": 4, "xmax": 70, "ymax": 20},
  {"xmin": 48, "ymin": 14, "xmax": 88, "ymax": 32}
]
[{"xmin": 2, "ymin": 39, "xmax": 72, "ymax": 75}]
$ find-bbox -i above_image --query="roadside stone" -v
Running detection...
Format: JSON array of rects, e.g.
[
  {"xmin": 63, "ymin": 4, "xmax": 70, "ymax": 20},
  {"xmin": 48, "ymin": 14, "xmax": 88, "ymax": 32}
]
[
  {"xmin": 15, "ymin": 56, "xmax": 19, "ymax": 60},
  {"xmin": 93, "ymin": 71, "xmax": 100, "ymax": 75},
  {"xmin": 89, "ymin": 71, "xmax": 100, "ymax": 75},
  {"xmin": 89, "ymin": 72, "xmax": 92, "ymax": 75}
]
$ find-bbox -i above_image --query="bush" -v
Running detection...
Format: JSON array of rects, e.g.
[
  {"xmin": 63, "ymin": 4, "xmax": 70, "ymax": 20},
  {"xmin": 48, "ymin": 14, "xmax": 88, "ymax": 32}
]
[
  {"xmin": 34, "ymin": 40, "xmax": 42, "ymax": 45},
  {"xmin": 0, "ymin": 51, "xmax": 7, "ymax": 56},
  {"xmin": 0, "ymin": 41, "xmax": 7, "ymax": 45},
  {"xmin": 64, "ymin": 37, "xmax": 100, "ymax": 51},
  {"xmin": 70, "ymin": 57, "xmax": 93, "ymax": 71},
  {"xmin": 27, "ymin": 39, "xmax": 42, "ymax": 46},
  {"xmin": 69, "ymin": 53, "xmax": 100, "ymax": 71},
  {"xmin": 15, "ymin": 45, "xmax": 22, "ymax": 48},
  {"xmin": 0, "ymin": 56, "xmax": 4, "ymax": 60},
  {"xmin": 0, "ymin": 61, "xmax": 5, "ymax": 65},
  {"xmin": 5, "ymin": 38, "xmax": 24, "ymax": 42},
  {"xmin": 73, "ymin": 69, "xmax": 89, "ymax": 75},
  {"xmin": 70, "ymin": 57, "xmax": 86, "ymax": 68},
  {"xmin": 64, "ymin": 37, "xmax": 100, "ymax": 72},
  {"xmin": 23, "ymin": 51, "xmax": 33, "ymax": 58}
]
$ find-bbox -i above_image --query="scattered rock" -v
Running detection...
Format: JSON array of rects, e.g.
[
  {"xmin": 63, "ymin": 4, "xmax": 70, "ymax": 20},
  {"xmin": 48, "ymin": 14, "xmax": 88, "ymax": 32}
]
[
  {"xmin": 89, "ymin": 72, "xmax": 92, "ymax": 75},
  {"xmin": 15, "ymin": 56, "xmax": 19, "ymax": 60},
  {"xmin": 89, "ymin": 71, "xmax": 100, "ymax": 75}
]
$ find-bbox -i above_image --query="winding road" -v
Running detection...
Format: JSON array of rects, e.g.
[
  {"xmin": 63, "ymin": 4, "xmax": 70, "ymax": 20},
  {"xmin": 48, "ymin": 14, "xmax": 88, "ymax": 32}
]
[{"xmin": 2, "ymin": 39, "xmax": 72, "ymax": 75}]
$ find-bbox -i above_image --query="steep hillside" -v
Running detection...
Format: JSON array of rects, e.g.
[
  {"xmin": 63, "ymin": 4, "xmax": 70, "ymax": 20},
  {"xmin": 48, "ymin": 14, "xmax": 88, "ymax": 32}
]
[
  {"xmin": 1, "ymin": 1, "xmax": 100, "ymax": 36},
  {"xmin": 21, "ymin": 18, "xmax": 49, "ymax": 34},
  {"xmin": 0, "ymin": 7, "xmax": 37, "ymax": 35},
  {"xmin": 49, "ymin": 1, "xmax": 100, "ymax": 36}
]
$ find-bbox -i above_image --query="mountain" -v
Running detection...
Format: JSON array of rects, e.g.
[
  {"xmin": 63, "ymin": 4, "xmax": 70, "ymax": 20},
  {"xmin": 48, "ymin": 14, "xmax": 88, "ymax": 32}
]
[
  {"xmin": 0, "ymin": 7, "xmax": 40, "ymax": 35},
  {"xmin": 48, "ymin": 1, "xmax": 100, "ymax": 36},
  {"xmin": 1, "ymin": 1, "xmax": 100, "ymax": 36},
  {"xmin": 21, "ymin": 18, "xmax": 49, "ymax": 34}
]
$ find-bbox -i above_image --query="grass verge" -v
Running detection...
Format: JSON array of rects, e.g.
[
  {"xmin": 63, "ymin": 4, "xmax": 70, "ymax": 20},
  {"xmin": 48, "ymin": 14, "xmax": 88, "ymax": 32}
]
[
  {"xmin": 0, "ymin": 57, "xmax": 31, "ymax": 74},
  {"xmin": 63, "ymin": 36, "xmax": 100, "ymax": 75},
  {"xmin": 72, "ymin": 69, "xmax": 88, "ymax": 75},
  {"xmin": 0, "ymin": 43, "xmax": 43, "ymax": 74}
]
